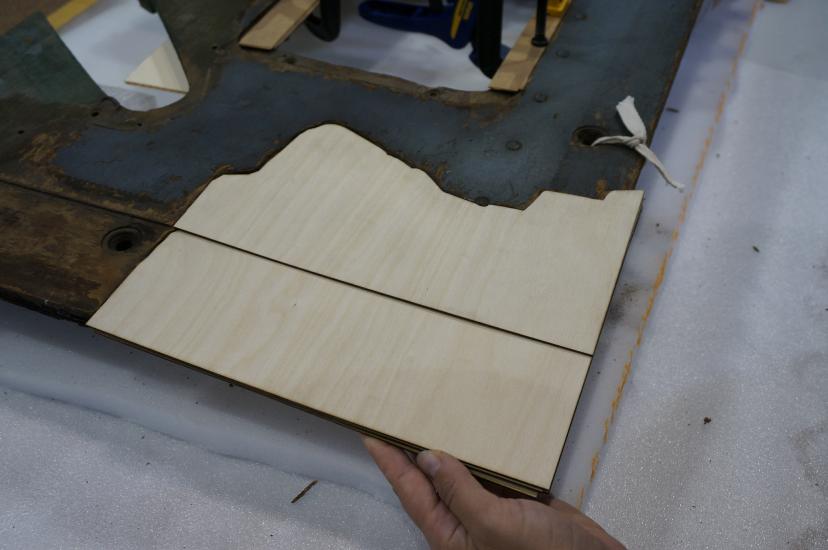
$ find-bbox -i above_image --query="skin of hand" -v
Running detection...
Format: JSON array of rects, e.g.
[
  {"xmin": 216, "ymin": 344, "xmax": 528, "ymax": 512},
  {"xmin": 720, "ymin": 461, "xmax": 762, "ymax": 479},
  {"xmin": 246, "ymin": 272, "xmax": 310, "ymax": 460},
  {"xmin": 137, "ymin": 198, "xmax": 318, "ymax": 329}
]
[{"xmin": 363, "ymin": 437, "xmax": 624, "ymax": 550}]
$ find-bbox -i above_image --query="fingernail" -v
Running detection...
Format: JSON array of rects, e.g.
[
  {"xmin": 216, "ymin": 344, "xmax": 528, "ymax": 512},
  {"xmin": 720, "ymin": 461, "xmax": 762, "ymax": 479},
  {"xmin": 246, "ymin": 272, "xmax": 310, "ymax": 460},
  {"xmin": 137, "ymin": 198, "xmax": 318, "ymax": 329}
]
[{"xmin": 417, "ymin": 450, "xmax": 441, "ymax": 478}]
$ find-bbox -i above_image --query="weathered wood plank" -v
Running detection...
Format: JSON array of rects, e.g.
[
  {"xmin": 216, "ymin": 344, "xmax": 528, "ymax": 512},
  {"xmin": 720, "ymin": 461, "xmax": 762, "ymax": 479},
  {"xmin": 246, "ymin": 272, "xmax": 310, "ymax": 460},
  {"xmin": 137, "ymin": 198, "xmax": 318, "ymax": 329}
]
[{"xmin": 0, "ymin": 182, "xmax": 168, "ymax": 322}]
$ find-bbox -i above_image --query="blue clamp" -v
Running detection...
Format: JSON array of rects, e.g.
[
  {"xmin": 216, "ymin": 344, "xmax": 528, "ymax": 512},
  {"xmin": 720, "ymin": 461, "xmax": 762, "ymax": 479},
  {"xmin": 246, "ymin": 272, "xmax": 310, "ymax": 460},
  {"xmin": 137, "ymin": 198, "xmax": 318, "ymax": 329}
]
[{"xmin": 358, "ymin": 0, "xmax": 477, "ymax": 49}]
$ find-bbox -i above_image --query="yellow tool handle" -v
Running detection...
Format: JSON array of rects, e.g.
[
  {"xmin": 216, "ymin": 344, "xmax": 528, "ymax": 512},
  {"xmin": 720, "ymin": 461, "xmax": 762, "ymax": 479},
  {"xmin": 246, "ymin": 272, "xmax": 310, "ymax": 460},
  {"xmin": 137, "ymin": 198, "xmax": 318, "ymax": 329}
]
[{"xmin": 546, "ymin": 0, "xmax": 571, "ymax": 17}]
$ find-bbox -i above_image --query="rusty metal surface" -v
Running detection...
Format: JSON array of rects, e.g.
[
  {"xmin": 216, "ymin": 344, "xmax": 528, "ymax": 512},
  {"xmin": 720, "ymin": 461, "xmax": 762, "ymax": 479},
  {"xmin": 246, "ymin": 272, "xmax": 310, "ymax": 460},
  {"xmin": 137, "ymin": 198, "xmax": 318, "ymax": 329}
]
[{"xmin": 0, "ymin": 0, "xmax": 701, "ymax": 320}]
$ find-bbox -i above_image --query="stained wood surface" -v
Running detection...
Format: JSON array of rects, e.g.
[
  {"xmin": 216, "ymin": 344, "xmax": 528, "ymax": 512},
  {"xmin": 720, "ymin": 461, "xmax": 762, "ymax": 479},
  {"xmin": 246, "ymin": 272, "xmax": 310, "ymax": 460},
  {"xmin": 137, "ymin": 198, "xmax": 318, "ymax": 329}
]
[
  {"xmin": 126, "ymin": 40, "xmax": 188, "ymax": 94},
  {"xmin": 0, "ymin": 182, "xmax": 168, "ymax": 322},
  {"xmin": 0, "ymin": 0, "xmax": 93, "ymax": 33},
  {"xmin": 88, "ymin": 231, "xmax": 590, "ymax": 490},
  {"xmin": 239, "ymin": 0, "xmax": 319, "ymax": 50},
  {"xmin": 177, "ymin": 124, "xmax": 642, "ymax": 355},
  {"xmin": 490, "ymin": 14, "xmax": 562, "ymax": 92}
]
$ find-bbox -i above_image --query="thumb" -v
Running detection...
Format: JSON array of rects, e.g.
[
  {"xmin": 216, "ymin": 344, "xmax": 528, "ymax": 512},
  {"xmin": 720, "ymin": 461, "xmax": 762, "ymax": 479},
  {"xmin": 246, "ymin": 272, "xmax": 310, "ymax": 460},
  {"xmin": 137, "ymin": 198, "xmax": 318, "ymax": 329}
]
[{"xmin": 416, "ymin": 450, "xmax": 503, "ymax": 534}]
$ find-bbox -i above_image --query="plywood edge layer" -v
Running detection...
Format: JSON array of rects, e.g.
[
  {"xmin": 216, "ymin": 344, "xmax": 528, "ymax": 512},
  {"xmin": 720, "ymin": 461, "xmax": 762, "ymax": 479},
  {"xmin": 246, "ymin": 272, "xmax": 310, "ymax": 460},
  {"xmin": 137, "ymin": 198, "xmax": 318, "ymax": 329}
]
[
  {"xmin": 89, "ymin": 327, "xmax": 548, "ymax": 495},
  {"xmin": 176, "ymin": 123, "xmax": 643, "ymax": 355},
  {"xmin": 88, "ymin": 231, "xmax": 590, "ymax": 489}
]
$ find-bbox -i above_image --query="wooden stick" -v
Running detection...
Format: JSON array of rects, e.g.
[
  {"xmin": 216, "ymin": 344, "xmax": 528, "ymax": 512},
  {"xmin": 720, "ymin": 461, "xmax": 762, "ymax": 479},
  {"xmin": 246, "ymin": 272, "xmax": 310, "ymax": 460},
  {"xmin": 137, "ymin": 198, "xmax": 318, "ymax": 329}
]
[
  {"xmin": 239, "ymin": 0, "xmax": 320, "ymax": 51},
  {"xmin": 490, "ymin": 13, "xmax": 562, "ymax": 92}
]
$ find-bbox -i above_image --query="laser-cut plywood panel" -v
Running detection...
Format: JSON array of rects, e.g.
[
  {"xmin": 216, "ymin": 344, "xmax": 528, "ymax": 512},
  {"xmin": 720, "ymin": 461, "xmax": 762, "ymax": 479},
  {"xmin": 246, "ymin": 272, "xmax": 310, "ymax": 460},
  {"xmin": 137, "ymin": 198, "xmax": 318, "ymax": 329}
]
[
  {"xmin": 177, "ymin": 124, "xmax": 643, "ymax": 355},
  {"xmin": 90, "ymin": 125, "xmax": 642, "ymax": 490},
  {"xmin": 88, "ymin": 231, "xmax": 589, "ymax": 490}
]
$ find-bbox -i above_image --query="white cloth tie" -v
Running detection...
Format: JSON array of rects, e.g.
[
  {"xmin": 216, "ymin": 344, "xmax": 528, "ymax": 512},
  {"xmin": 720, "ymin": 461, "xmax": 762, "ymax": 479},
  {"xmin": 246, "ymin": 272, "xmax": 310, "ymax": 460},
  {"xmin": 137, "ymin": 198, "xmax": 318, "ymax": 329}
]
[{"xmin": 592, "ymin": 96, "xmax": 684, "ymax": 191}]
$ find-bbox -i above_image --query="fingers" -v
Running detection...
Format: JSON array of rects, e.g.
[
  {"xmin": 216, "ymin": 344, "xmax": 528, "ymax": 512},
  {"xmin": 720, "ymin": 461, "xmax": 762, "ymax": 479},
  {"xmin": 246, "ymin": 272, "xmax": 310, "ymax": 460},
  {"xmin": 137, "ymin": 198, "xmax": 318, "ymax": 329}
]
[
  {"xmin": 365, "ymin": 437, "xmax": 625, "ymax": 550},
  {"xmin": 548, "ymin": 497, "xmax": 585, "ymax": 517},
  {"xmin": 548, "ymin": 498, "xmax": 626, "ymax": 549},
  {"xmin": 361, "ymin": 437, "xmax": 462, "ymax": 546},
  {"xmin": 416, "ymin": 449, "xmax": 505, "ymax": 537}
]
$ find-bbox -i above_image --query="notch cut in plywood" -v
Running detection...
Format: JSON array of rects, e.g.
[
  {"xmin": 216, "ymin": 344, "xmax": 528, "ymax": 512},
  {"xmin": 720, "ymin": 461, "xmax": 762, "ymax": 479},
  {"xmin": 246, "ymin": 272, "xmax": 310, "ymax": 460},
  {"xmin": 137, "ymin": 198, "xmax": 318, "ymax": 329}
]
[
  {"xmin": 490, "ymin": 13, "xmax": 562, "ymax": 92},
  {"xmin": 88, "ymin": 231, "xmax": 590, "ymax": 491},
  {"xmin": 239, "ymin": 0, "xmax": 320, "ymax": 51},
  {"xmin": 177, "ymin": 124, "xmax": 643, "ymax": 356},
  {"xmin": 126, "ymin": 40, "xmax": 188, "ymax": 94}
]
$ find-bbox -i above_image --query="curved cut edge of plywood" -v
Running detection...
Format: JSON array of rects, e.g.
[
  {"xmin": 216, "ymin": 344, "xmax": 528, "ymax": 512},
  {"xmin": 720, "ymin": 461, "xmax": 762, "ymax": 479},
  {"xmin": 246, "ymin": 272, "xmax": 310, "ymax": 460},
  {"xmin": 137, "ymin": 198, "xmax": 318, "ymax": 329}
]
[
  {"xmin": 177, "ymin": 123, "xmax": 644, "ymax": 355},
  {"xmin": 191, "ymin": 123, "xmax": 639, "ymax": 215}
]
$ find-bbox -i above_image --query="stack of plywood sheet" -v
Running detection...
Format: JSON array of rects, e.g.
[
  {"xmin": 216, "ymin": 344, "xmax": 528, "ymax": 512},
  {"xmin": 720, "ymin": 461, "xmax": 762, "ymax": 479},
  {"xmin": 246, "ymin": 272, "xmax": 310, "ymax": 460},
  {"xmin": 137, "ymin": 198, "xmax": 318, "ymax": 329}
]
[{"xmin": 89, "ymin": 124, "xmax": 642, "ymax": 494}]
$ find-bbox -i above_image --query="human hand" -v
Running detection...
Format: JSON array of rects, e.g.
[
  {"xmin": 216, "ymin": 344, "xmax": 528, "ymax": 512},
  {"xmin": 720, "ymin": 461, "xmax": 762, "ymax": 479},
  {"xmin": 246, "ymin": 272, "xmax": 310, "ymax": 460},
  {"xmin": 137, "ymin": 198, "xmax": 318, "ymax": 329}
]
[{"xmin": 363, "ymin": 437, "xmax": 624, "ymax": 550}]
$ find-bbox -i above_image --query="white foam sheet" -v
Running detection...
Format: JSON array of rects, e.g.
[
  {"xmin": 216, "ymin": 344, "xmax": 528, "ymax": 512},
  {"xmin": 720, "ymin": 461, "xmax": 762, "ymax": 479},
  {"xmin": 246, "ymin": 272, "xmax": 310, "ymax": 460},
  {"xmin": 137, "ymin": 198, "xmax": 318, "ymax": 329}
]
[
  {"xmin": 551, "ymin": 0, "xmax": 760, "ymax": 506},
  {"xmin": 0, "ymin": 386, "xmax": 422, "ymax": 549},
  {"xmin": 583, "ymin": 0, "xmax": 828, "ymax": 548},
  {"xmin": 0, "ymin": 303, "xmax": 424, "ymax": 549}
]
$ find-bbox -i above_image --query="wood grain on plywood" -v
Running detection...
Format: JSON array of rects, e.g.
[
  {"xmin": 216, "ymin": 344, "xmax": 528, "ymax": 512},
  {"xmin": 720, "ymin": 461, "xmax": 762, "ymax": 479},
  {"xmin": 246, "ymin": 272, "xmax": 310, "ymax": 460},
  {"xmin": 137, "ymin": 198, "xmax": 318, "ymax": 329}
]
[
  {"xmin": 176, "ymin": 124, "xmax": 642, "ymax": 355},
  {"xmin": 88, "ymin": 231, "xmax": 590, "ymax": 490},
  {"xmin": 490, "ymin": 14, "xmax": 562, "ymax": 92},
  {"xmin": 126, "ymin": 40, "xmax": 188, "ymax": 94},
  {"xmin": 239, "ymin": 0, "xmax": 319, "ymax": 51}
]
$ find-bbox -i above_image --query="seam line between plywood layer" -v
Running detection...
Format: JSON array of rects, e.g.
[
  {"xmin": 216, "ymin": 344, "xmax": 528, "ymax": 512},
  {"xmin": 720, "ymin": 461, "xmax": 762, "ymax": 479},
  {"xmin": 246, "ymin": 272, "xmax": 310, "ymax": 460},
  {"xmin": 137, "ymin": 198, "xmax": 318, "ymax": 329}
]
[
  {"xmin": 89, "ymin": 230, "xmax": 591, "ymax": 488},
  {"xmin": 176, "ymin": 227, "xmax": 594, "ymax": 359},
  {"xmin": 175, "ymin": 124, "xmax": 643, "ymax": 355}
]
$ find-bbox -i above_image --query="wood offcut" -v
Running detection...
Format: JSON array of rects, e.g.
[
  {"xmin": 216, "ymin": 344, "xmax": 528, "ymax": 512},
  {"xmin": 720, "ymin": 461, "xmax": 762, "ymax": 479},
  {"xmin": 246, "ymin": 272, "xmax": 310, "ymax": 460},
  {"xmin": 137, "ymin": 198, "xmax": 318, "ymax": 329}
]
[
  {"xmin": 126, "ymin": 40, "xmax": 189, "ymax": 94},
  {"xmin": 239, "ymin": 0, "xmax": 319, "ymax": 51}
]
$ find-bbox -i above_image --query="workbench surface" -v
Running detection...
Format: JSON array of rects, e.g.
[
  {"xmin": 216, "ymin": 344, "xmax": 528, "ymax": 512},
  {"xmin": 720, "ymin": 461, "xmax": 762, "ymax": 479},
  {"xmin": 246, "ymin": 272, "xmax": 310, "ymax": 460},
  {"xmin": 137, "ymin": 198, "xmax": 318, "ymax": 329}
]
[{"xmin": 1, "ymin": 1, "xmax": 826, "ymax": 548}]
